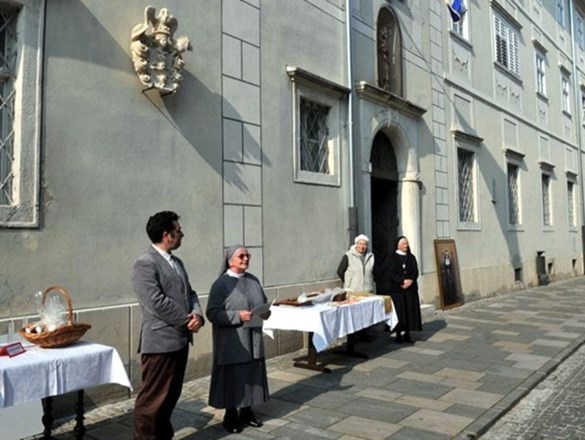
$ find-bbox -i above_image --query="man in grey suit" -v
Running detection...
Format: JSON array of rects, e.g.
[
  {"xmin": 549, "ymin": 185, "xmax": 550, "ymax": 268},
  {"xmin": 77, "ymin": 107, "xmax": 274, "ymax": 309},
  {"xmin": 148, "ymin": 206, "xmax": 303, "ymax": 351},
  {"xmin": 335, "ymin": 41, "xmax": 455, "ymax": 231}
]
[{"xmin": 132, "ymin": 211, "xmax": 204, "ymax": 440}]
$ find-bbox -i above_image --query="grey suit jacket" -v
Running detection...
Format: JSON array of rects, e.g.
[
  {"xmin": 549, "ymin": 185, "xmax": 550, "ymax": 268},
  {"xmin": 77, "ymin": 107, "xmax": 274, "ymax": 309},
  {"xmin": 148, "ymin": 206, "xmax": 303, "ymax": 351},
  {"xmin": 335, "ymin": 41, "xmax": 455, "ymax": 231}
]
[{"xmin": 133, "ymin": 246, "xmax": 204, "ymax": 354}]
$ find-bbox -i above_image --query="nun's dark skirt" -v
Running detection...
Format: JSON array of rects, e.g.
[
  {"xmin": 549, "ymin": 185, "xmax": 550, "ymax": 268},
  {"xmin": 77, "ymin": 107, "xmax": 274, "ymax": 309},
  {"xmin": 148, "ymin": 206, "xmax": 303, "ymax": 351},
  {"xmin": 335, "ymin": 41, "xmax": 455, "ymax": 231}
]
[{"xmin": 209, "ymin": 358, "xmax": 270, "ymax": 409}]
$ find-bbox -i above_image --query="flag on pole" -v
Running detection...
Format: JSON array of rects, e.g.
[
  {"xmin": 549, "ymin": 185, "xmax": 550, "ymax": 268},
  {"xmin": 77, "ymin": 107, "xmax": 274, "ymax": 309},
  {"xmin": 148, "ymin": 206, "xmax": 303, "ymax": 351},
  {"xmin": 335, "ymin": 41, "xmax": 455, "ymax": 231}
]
[{"xmin": 445, "ymin": 0, "xmax": 466, "ymax": 23}]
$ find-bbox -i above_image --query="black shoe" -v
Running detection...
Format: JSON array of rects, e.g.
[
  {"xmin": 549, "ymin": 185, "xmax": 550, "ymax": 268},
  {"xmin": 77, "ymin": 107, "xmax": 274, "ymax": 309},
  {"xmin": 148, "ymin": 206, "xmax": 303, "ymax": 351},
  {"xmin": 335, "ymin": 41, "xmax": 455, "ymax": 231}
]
[
  {"xmin": 223, "ymin": 409, "xmax": 243, "ymax": 433},
  {"xmin": 403, "ymin": 334, "xmax": 414, "ymax": 344},
  {"xmin": 394, "ymin": 333, "xmax": 403, "ymax": 344},
  {"xmin": 240, "ymin": 408, "xmax": 263, "ymax": 428},
  {"xmin": 222, "ymin": 420, "xmax": 243, "ymax": 433}
]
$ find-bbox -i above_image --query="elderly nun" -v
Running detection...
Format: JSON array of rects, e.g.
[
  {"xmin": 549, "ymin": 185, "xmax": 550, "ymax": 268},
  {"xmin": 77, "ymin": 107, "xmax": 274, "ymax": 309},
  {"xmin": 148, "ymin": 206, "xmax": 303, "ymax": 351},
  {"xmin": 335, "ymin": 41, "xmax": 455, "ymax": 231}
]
[{"xmin": 206, "ymin": 244, "xmax": 271, "ymax": 434}]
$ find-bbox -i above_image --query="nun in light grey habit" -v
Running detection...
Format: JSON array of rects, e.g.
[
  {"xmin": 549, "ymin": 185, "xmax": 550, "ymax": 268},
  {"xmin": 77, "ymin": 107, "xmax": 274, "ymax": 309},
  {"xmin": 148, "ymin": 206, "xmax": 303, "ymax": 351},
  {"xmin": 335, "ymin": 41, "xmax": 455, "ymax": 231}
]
[{"xmin": 206, "ymin": 244, "xmax": 270, "ymax": 434}]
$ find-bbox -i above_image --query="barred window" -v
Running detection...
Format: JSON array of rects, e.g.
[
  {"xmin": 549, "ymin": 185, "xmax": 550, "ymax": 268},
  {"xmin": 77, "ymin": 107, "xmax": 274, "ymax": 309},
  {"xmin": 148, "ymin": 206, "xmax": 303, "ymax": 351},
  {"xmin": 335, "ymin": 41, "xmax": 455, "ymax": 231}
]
[
  {"xmin": 458, "ymin": 149, "xmax": 475, "ymax": 223},
  {"xmin": 568, "ymin": 180, "xmax": 576, "ymax": 228},
  {"xmin": 542, "ymin": 174, "xmax": 551, "ymax": 226},
  {"xmin": 494, "ymin": 15, "xmax": 520, "ymax": 75},
  {"xmin": 557, "ymin": 0, "xmax": 566, "ymax": 28},
  {"xmin": 300, "ymin": 98, "xmax": 330, "ymax": 174},
  {"xmin": 0, "ymin": 1, "xmax": 43, "ymax": 228},
  {"xmin": 507, "ymin": 163, "xmax": 520, "ymax": 225},
  {"xmin": 536, "ymin": 52, "xmax": 546, "ymax": 95},
  {"xmin": 0, "ymin": 9, "xmax": 17, "ymax": 206}
]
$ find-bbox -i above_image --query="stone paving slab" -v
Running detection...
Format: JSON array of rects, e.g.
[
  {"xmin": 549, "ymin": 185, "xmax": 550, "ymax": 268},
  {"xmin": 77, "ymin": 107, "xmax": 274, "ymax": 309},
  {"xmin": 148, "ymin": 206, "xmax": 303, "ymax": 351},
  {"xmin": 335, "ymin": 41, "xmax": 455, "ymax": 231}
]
[{"xmin": 22, "ymin": 277, "xmax": 585, "ymax": 440}]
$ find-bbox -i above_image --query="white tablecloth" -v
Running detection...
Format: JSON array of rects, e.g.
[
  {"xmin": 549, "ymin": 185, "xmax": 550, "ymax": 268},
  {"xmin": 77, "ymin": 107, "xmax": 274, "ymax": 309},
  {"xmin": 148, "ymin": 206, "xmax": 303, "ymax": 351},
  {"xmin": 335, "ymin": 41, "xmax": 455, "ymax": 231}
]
[
  {"xmin": 0, "ymin": 341, "xmax": 132, "ymax": 408},
  {"xmin": 263, "ymin": 296, "xmax": 398, "ymax": 352}
]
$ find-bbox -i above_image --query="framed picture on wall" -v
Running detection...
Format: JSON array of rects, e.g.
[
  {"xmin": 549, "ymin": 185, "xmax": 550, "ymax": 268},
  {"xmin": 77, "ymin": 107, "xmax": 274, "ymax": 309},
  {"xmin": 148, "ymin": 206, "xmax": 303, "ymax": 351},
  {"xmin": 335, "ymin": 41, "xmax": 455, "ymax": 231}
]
[{"xmin": 434, "ymin": 239, "xmax": 463, "ymax": 310}]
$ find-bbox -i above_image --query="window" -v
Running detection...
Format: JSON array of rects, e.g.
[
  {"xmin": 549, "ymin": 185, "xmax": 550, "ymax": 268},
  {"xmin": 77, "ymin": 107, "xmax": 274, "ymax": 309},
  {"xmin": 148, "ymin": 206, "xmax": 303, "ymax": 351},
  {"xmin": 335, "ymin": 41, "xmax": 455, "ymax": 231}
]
[
  {"xmin": 562, "ymin": 74, "xmax": 571, "ymax": 113},
  {"xmin": 581, "ymin": 89, "xmax": 585, "ymax": 124},
  {"xmin": 299, "ymin": 97, "xmax": 331, "ymax": 174},
  {"xmin": 458, "ymin": 148, "xmax": 476, "ymax": 223},
  {"xmin": 536, "ymin": 52, "xmax": 546, "ymax": 95},
  {"xmin": 577, "ymin": 13, "xmax": 585, "ymax": 50},
  {"xmin": 567, "ymin": 180, "xmax": 576, "ymax": 228},
  {"xmin": 377, "ymin": 6, "xmax": 403, "ymax": 96},
  {"xmin": 451, "ymin": 0, "xmax": 469, "ymax": 40},
  {"xmin": 557, "ymin": 0, "xmax": 566, "ymax": 28},
  {"xmin": 0, "ymin": 1, "xmax": 43, "ymax": 228},
  {"xmin": 494, "ymin": 15, "xmax": 520, "ymax": 75},
  {"xmin": 507, "ymin": 163, "xmax": 521, "ymax": 225},
  {"xmin": 287, "ymin": 67, "xmax": 346, "ymax": 186},
  {"xmin": 0, "ymin": 9, "xmax": 17, "ymax": 207},
  {"xmin": 541, "ymin": 173, "xmax": 552, "ymax": 226}
]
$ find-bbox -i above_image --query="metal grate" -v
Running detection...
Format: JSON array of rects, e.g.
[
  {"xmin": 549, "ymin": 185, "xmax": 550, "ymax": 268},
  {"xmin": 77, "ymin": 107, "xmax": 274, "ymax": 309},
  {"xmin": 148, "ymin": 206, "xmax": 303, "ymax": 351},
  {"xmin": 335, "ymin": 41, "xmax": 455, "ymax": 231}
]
[
  {"xmin": 568, "ymin": 181, "xmax": 575, "ymax": 227},
  {"xmin": 458, "ymin": 149, "xmax": 475, "ymax": 223},
  {"xmin": 0, "ymin": 10, "xmax": 17, "ymax": 206},
  {"xmin": 542, "ymin": 174, "xmax": 551, "ymax": 226},
  {"xmin": 508, "ymin": 163, "xmax": 520, "ymax": 224},
  {"xmin": 300, "ymin": 97, "xmax": 330, "ymax": 174}
]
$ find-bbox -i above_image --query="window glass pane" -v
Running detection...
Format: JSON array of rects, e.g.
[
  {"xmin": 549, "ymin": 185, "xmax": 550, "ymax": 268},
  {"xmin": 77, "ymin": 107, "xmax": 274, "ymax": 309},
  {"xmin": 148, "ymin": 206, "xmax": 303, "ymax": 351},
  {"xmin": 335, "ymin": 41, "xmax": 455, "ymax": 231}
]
[
  {"xmin": 458, "ymin": 149, "xmax": 475, "ymax": 223},
  {"xmin": 0, "ymin": 10, "xmax": 16, "ymax": 207},
  {"xmin": 300, "ymin": 97, "xmax": 331, "ymax": 174},
  {"xmin": 508, "ymin": 163, "xmax": 520, "ymax": 224},
  {"xmin": 542, "ymin": 174, "xmax": 551, "ymax": 226}
]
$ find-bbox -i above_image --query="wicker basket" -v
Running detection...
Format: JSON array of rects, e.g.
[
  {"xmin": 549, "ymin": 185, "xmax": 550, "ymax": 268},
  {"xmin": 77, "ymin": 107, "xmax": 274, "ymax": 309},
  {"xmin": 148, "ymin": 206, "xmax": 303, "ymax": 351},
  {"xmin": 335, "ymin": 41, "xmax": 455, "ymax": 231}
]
[{"xmin": 19, "ymin": 285, "xmax": 91, "ymax": 348}]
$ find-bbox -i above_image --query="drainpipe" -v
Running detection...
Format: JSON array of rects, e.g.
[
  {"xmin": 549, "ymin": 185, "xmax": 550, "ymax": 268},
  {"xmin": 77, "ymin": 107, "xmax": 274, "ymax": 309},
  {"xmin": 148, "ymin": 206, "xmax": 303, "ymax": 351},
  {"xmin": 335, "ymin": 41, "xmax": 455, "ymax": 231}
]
[
  {"xmin": 346, "ymin": 0, "xmax": 357, "ymax": 245},
  {"xmin": 568, "ymin": 0, "xmax": 585, "ymax": 272}
]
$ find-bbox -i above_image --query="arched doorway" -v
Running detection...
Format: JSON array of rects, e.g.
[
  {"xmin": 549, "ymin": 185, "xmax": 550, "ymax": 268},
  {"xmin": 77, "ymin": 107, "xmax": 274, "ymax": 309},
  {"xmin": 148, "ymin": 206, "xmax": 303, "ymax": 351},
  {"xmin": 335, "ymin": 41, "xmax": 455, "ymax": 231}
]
[{"xmin": 370, "ymin": 131, "xmax": 399, "ymax": 294}]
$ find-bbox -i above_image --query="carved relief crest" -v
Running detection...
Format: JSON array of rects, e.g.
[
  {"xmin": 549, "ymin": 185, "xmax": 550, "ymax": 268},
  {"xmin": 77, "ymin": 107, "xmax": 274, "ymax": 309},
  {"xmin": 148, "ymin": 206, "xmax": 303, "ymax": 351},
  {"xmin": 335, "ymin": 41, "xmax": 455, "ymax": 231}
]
[{"xmin": 130, "ymin": 6, "xmax": 192, "ymax": 95}]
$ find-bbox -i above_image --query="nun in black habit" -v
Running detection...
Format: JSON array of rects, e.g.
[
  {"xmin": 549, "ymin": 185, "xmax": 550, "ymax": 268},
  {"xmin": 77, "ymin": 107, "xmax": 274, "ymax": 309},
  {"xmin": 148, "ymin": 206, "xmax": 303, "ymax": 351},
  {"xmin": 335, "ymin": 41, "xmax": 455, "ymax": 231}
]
[
  {"xmin": 387, "ymin": 236, "xmax": 423, "ymax": 343},
  {"xmin": 206, "ymin": 244, "xmax": 271, "ymax": 433}
]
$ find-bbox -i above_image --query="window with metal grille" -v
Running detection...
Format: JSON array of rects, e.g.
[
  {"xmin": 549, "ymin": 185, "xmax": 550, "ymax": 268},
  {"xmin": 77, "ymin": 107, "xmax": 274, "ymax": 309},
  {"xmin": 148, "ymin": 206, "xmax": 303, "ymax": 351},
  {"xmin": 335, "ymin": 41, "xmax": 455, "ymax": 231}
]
[
  {"xmin": 568, "ymin": 180, "xmax": 576, "ymax": 228},
  {"xmin": 300, "ymin": 97, "xmax": 331, "ymax": 174},
  {"xmin": 458, "ymin": 149, "xmax": 475, "ymax": 223},
  {"xmin": 577, "ymin": 13, "xmax": 585, "ymax": 50},
  {"xmin": 536, "ymin": 52, "xmax": 546, "ymax": 95},
  {"xmin": 557, "ymin": 0, "xmax": 566, "ymax": 28},
  {"xmin": 562, "ymin": 75, "xmax": 570, "ymax": 113},
  {"xmin": 507, "ymin": 163, "xmax": 520, "ymax": 225},
  {"xmin": 542, "ymin": 174, "xmax": 551, "ymax": 226},
  {"xmin": 0, "ymin": 9, "xmax": 17, "ymax": 207},
  {"xmin": 494, "ymin": 15, "xmax": 520, "ymax": 75}
]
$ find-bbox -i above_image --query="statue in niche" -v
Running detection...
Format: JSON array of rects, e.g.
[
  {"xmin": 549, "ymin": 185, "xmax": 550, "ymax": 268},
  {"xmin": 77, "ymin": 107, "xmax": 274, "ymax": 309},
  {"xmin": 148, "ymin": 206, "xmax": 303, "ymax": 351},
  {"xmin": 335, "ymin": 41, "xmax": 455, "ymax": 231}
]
[
  {"xmin": 131, "ymin": 6, "xmax": 192, "ymax": 95},
  {"xmin": 377, "ymin": 7, "xmax": 403, "ymax": 96}
]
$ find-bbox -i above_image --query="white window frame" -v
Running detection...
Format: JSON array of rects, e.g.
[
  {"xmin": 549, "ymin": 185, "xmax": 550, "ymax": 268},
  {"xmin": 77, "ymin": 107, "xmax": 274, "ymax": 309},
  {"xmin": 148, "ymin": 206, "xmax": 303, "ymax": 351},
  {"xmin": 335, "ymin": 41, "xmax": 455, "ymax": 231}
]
[
  {"xmin": 535, "ymin": 51, "xmax": 546, "ymax": 96},
  {"xmin": 0, "ymin": 0, "xmax": 44, "ymax": 228},
  {"xmin": 562, "ymin": 74, "xmax": 571, "ymax": 114},
  {"xmin": 494, "ymin": 14, "xmax": 520, "ymax": 76},
  {"xmin": 287, "ymin": 67, "xmax": 347, "ymax": 186}
]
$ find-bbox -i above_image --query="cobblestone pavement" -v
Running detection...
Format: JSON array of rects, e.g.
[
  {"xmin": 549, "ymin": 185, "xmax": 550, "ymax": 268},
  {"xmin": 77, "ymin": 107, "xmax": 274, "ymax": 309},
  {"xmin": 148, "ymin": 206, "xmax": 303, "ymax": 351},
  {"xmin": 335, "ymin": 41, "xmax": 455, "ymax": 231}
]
[
  {"xmin": 20, "ymin": 277, "xmax": 585, "ymax": 440},
  {"xmin": 481, "ymin": 341, "xmax": 585, "ymax": 439}
]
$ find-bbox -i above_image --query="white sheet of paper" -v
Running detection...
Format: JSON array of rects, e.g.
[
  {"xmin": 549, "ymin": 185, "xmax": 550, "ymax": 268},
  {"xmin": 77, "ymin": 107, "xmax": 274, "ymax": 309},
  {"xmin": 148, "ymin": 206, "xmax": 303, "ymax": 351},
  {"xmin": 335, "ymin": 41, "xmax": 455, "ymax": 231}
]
[{"xmin": 244, "ymin": 300, "xmax": 274, "ymax": 328}]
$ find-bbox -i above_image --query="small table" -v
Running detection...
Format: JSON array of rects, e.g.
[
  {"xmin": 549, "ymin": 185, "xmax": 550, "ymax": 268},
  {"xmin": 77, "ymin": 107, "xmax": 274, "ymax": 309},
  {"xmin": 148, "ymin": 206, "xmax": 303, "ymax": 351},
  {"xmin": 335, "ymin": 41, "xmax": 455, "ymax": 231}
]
[
  {"xmin": 0, "ymin": 341, "xmax": 132, "ymax": 439},
  {"xmin": 263, "ymin": 296, "xmax": 397, "ymax": 372}
]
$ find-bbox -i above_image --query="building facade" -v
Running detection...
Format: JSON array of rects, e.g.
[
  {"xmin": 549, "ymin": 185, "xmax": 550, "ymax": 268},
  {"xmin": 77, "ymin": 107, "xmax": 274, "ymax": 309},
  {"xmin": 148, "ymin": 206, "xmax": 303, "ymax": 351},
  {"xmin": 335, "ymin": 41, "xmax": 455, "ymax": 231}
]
[{"xmin": 0, "ymin": 0, "xmax": 583, "ymax": 407}]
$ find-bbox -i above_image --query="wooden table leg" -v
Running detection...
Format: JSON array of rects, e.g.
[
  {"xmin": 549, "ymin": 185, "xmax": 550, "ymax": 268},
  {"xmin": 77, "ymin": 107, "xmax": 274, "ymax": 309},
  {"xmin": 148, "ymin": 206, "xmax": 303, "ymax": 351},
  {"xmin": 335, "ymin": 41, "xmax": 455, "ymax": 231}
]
[
  {"xmin": 293, "ymin": 332, "xmax": 331, "ymax": 373},
  {"xmin": 73, "ymin": 390, "xmax": 86, "ymax": 439},
  {"xmin": 41, "ymin": 396, "xmax": 53, "ymax": 439}
]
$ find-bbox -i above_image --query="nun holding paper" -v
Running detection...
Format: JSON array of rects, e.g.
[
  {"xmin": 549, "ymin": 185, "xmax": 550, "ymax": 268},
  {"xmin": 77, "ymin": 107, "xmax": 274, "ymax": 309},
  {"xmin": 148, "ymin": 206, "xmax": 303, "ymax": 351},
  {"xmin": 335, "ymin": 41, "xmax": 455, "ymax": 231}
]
[{"xmin": 206, "ymin": 244, "xmax": 271, "ymax": 434}]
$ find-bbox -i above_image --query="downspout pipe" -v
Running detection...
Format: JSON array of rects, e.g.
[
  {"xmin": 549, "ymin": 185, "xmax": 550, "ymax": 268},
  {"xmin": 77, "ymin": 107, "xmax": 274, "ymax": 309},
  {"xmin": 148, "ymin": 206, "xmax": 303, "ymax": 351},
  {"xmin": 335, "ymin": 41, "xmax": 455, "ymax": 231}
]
[
  {"xmin": 568, "ymin": 0, "xmax": 585, "ymax": 272},
  {"xmin": 346, "ymin": 0, "xmax": 358, "ymax": 245}
]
